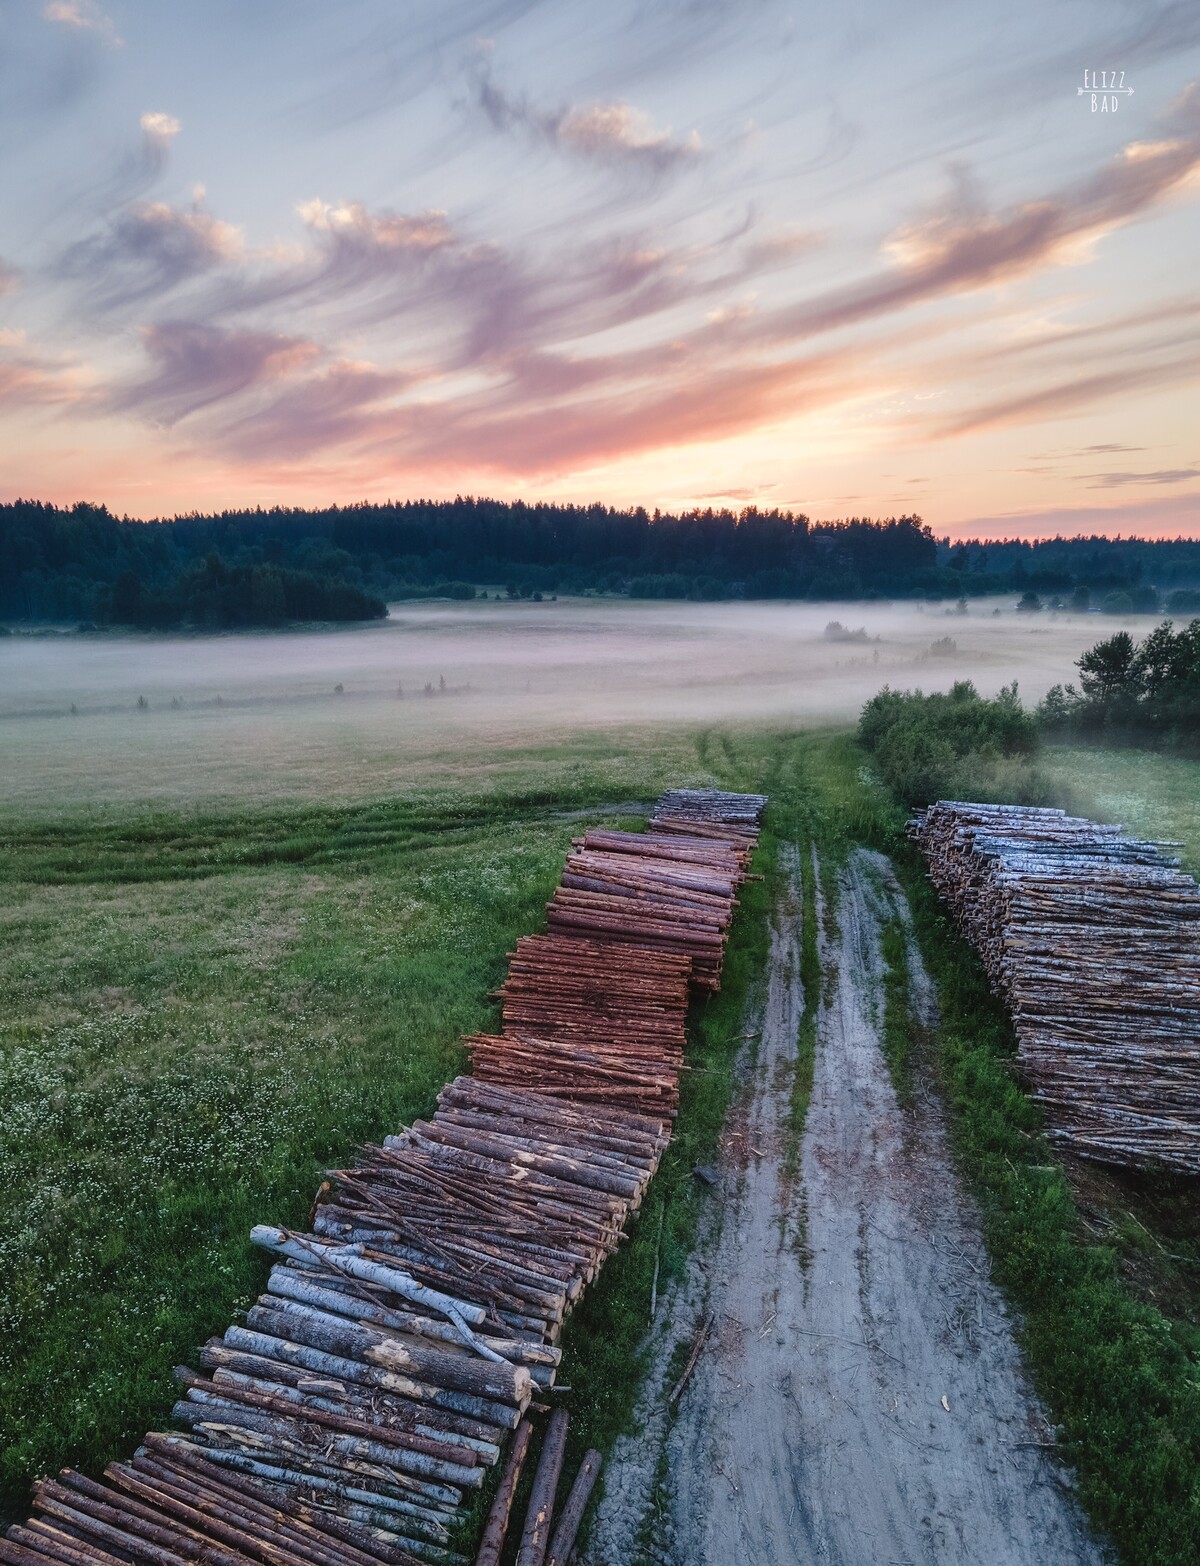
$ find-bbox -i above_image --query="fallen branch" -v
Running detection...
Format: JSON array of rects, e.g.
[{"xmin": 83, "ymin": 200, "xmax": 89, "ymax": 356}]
[{"xmin": 669, "ymin": 1311, "xmax": 714, "ymax": 1405}]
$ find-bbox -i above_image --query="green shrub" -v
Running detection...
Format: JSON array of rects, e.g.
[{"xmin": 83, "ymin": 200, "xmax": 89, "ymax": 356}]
[{"xmin": 858, "ymin": 681, "xmax": 1047, "ymax": 806}]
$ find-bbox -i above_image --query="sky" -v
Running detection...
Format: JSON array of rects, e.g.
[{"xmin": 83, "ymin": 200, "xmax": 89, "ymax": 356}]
[{"xmin": 1, "ymin": 0, "xmax": 1199, "ymax": 537}]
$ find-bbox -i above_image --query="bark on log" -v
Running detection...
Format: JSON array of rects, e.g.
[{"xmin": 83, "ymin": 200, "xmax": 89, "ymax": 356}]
[
  {"xmin": 472, "ymin": 1419, "xmax": 533, "ymax": 1566},
  {"xmin": 544, "ymin": 1450, "xmax": 602, "ymax": 1566},
  {"xmin": 514, "ymin": 1410, "xmax": 569, "ymax": 1566}
]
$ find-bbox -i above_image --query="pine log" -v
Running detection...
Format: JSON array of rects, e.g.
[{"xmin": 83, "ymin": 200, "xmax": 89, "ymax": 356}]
[
  {"xmin": 513, "ymin": 1410, "xmax": 569, "ymax": 1566},
  {"xmin": 472, "ymin": 1419, "xmax": 533, "ymax": 1566}
]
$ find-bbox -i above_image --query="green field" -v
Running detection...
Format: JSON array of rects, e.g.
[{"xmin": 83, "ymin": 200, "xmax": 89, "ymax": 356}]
[
  {"xmin": 1044, "ymin": 744, "xmax": 1200, "ymax": 873},
  {"xmin": 2, "ymin": 716, "xmax": 1198, "ymax": 1561},
  {"xmin": 0, "ymin": 736, "xmax": 691, "ymax": 1517}
]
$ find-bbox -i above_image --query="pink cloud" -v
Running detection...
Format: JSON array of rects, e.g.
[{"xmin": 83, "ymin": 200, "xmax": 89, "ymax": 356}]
[
  {"xmin": 44, "ymin": 1, "xmax": 120, "ymax": 45},
  {"xmin": 937, "ymin": 348, "xmax": 1200, "ymax": 437},
  {"xmin": 0, "ymin": 335, "xmax": 86, "ymax": 409},
  {"xmin": 216, "ymin": 359, "xmax": 410, "ymax": 460},
  {"xmin": 110, "ymin": 322, "xmax": 319, "ymax": 424}
]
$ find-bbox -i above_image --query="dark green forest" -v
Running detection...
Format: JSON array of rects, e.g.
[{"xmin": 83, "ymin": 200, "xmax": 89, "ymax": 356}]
[{"xmin": 2, "ymin": 496, "xmax": 1200, "ymax": 626}]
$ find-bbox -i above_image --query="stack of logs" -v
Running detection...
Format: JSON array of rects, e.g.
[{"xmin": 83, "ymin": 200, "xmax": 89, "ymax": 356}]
[
  {"xmin": 467, "ymin": 936, "xmax": 690, "ymax": 1116},
  {"xmin": 2, "ymin": 788, "xmax": 765, "ymax": 1566},
  {"xmin": 546, "ymin": 824, "xmax": 757, "ymax": 989},
  {"xmin": 651, "ymin": 788, "xmax": 767, "ymax": 845},
  {"xmin": 910, "ymin": 800, "xmax": 1200, "ymax": 1175}
]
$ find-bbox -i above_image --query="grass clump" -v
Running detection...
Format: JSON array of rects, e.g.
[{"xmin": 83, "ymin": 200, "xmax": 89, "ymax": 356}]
[{"xmin": 878, "ymin": 917, "xmax": 916, "ymax": 1107}]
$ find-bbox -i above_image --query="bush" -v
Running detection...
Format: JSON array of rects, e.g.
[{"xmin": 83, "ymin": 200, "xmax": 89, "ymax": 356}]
[
  {"xmin": 1100, "ymin": 588, "xmax": 1159, "ymax": 616},
  {"xmin": 824, "ymin": 621, "xmax": 870, "ymax": 643},
  {"xmin": 858, "ymin": 681, "xmax": 1047, "ymax": 806}
]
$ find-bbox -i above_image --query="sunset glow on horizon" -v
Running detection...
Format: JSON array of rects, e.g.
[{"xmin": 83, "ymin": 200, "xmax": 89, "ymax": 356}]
[{"xmin": 2, "ymin": 1, "xmax": 1199, "ymax": 538}]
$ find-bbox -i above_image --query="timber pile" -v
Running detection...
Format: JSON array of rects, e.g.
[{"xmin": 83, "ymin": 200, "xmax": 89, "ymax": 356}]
[
  {"xmin": 469, "ymin": 935, "xmax": 690, "ymax": 1115},
  {"xmin": 910, "ymin": 800, "xmax": 1200, "ymax": 1175},
  {"xmin": 3, "ymin": 789, "xmax": 764, "ymax": 1566},
  {"xmin": 546, "ymin": 826, "xmax": 755, "ymax": 989},
  {"xmin": 651, "ymin": 787, "xmax": 767, "ymax": 845}
]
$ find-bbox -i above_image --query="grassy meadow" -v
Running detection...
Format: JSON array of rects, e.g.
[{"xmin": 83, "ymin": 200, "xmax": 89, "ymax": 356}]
[
  {"xmin": 1044, "ymin": 744, "xmax": 1200, "ymax": 873},
  {"xmin": 0, "ymin": 771, "xmax": 638, "ymax": 1519}
]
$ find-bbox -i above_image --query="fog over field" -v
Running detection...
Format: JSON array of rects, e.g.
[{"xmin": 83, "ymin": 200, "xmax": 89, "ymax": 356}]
[{"xmin": 0, "ymin": 598, "xmax": 1127, "ymax": 813}]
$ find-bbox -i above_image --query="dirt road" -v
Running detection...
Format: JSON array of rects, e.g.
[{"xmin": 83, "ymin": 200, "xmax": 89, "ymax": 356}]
[{"xmin": 586, "ymin": 847, "xmax": 1106, "ymax": 1566}]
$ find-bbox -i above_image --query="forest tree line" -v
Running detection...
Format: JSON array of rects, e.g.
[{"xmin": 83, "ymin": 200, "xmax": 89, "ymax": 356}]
[{"xmin": 2, "ymin": 496, "xmax": 1199, "ymax": 625}]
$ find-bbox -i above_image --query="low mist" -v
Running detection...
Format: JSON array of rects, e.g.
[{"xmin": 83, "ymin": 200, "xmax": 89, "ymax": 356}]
[{"xmin": 0, "ymin": 598, "xmax": 1125, "ymax": 813}]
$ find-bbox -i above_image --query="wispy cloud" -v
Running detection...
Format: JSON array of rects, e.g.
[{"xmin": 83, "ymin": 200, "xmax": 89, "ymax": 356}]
[
  {"xmin": 296, "ymin": 201, "xmax": 452, "ymax": 251},
  {"xmin": 198, "ymin": 337, "xmax": 865, "ymax": 481},
  {"xmin": 938, "ymin": 350, "xmax": 1200, "ymax": 437},
  {"xmin": 1075, "ymin": 443, "xmax": 1147, "ymax": 455},
  {"xmin": 53, "ymin": 109, "xmax": 187, "ymax": 223},
  {"xmin": 555, "ymin": 102, "xmax": 702, "ymax": 169},
  {"xmin": 473, "ymin": 61, "xmax": 703, "ymax": 175},
  {"xmin": 685, "ymin": 485, "xmax": 779, "ymax": 502},
  {"xmin": 217, "ymin": 360, "xmax": 411, "ymax": 461},
  {"xmin": 0, "ymin": 334, "xmax": 86, "ymax": 409},
  {"xmin": 60, "ymin": 197, "xmax": 243, "ymax": 308},
  {"xmin": 79, "ymin": 83, "xmax": 1200, "ymax": 480},
  {"xmin": 760, "ymin": 108, "xmax": 1200, "ymax": 349},
  {"xmin": 43, "ymin": 1, "xmax": 121, "ymax": 46},
  {"xmin": 110, "ymin": 322, "xmax": 319, "ymax": 425},
  {"xmin": 1088, "ymin": 467, "xmax": 1200, "ymax": 487}
]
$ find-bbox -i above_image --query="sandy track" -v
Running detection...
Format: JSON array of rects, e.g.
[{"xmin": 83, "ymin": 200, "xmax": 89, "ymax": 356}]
[{"xmin": 587, "ymin": 846, "xmax": 1106, "ymax": 1566}]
